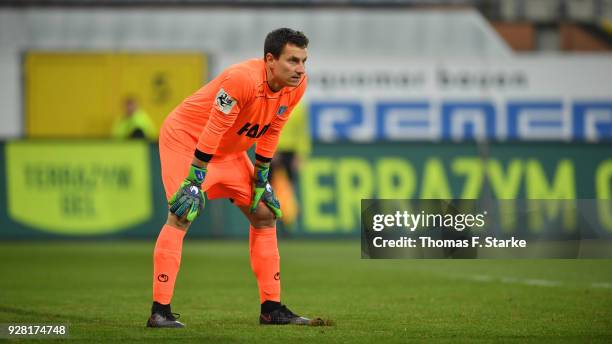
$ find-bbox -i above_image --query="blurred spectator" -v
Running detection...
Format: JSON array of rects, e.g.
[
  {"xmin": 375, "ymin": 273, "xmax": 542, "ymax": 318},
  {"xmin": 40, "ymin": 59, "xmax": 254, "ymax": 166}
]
[
  {"xmin": 112, "ymin": 97, "xmax": 157, "ymax": 140},
  {"xmin": 270, "ymin": 101, "xmax": 311, "ymax": 230}
]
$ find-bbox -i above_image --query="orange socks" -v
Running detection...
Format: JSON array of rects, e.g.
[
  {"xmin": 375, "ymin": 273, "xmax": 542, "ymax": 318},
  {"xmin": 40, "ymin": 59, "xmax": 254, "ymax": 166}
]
[
  {"xmin": 249, "ymin": 226, "xmax": 281, "ymax": 303},
  {"xmin": 153, "ymin": 224, "xmax": 279, "ymax": 305},
  {"xmin": 153, "ymin": 224, "xmax": 186, "ymax": 305}
]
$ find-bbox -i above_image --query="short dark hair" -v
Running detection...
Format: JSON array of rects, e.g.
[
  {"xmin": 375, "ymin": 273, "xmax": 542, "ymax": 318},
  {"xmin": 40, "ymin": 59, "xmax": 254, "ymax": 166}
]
[{"xmin": 264, "ymin": 28, "xmax": 309, "ymax": 59}]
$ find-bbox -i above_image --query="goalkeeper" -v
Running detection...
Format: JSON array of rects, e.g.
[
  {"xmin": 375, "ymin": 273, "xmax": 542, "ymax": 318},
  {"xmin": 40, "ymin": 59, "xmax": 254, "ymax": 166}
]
[{"xmin": 147, "ymin": 28, "xmax": 324, "ymax": 328}]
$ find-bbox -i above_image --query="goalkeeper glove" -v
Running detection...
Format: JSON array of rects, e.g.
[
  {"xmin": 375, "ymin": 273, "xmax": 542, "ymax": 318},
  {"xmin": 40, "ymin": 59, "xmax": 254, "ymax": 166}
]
[
  {"xmin": 168, "ymin": 164, "xmax": 206, "ymax": 222},
  {"xmin": 250, "ymin": 162, "xmax": 282, "ymax": 218}
]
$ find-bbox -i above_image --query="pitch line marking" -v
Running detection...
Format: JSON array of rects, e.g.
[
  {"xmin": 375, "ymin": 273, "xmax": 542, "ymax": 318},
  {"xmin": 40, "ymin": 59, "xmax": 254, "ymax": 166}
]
[
  {"xmin": 591, "ymin": 282, "xmax": 612, "ymax": 289},
  {"xmin": 457, "ymin": 274, "xmax": 610, "ymax": 290}
]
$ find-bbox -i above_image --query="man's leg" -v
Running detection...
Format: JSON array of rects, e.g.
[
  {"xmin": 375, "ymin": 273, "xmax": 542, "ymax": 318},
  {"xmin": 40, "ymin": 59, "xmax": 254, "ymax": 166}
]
[
  {"xmin": 237, "ymin": 204, "xmax": 312, "ymax": 325},
  {"xmin": 147, "ymin": 213, "xmax": 191, "ymax": 328},
  {"xmin": 239, "ymin": 204, "xmax": 281, "ymax": 303},
  {"xmin": 148, "ymin": 135, "xmax": 197, "ymax": 328},
  {"xmin": 205, "ymin": 153, "xmax": 331, "ymax": 325}
]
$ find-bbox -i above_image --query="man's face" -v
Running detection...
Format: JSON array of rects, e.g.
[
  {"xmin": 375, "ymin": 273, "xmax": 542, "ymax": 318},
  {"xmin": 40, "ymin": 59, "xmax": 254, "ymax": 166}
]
[{"xmin": 266, "ymin": 43, "xmax": 307, "ymax": 88}]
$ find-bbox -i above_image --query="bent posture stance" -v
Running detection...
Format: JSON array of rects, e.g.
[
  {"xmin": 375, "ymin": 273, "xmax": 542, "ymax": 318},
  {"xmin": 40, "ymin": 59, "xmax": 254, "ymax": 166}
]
[{"xmin": 147, "ymin": 28, "xmax": 316, "ymax": 328}]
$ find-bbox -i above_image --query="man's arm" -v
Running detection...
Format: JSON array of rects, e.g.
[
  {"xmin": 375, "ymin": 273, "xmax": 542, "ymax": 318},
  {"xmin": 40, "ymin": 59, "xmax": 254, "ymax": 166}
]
[
  {"xmin": 250, "ymin": 81, "xmax": 307, "ymax": 215},
  {"xmin": 255, "ymin": 79, "xmax": 307, "ymax": 160},
  {"xmin": 247, "ymin": 103, "xmax": 293, "ymax": 216},
  {"xmin": 249, "ymin": 155, "xmax": 282, "ymax": 217},
  {"xmin": 169, "ymin": 74, "xmax": 250, "ymax": 221},
  {"xmin": 195, "ymin": 78, "xmax": 248, "ymax": 161},
  {"xmin": 247, "ymin": 107, "xmax": 293, "ymax": 216},
  {"xmin": 191, "ymin": 157, "xmax": 208, "ymax": 169}
]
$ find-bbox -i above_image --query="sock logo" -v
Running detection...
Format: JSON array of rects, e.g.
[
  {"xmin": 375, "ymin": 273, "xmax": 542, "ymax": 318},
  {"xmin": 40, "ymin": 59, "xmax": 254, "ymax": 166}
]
[
  {"xmin": 274, "ymin": 272, "xmax": 280, "ymax": 280},
  {"xmin": 157, "ymin": 274, "xmax": 169, "ymax": 282}
]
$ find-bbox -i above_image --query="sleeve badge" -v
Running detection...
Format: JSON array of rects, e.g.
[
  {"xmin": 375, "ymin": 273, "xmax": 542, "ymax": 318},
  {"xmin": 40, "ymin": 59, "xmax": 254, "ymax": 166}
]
[{"xmin": 215, "ymin": 88, "xmax": 237, "ymax": 115}]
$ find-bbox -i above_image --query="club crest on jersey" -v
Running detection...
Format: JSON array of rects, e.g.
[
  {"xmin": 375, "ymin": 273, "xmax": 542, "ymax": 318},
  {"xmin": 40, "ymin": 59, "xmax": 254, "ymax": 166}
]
[
  {"xmin": 276, "ymin": 106, "xmax": 288, "ymax": 116},
  {"xmin": 215, "ymin": 88, "xmax": 236, "ymax": 115}
]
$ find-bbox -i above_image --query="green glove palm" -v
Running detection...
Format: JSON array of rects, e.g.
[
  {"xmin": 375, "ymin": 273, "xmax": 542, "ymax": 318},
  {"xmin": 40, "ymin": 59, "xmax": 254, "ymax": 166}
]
[
  {"xmin": 168, "ymin": 165, "xmax": 207, "ymax": 222},
  {"xmin": 250, "ymin": 162, "xmax": 282, "ymax": 218}
]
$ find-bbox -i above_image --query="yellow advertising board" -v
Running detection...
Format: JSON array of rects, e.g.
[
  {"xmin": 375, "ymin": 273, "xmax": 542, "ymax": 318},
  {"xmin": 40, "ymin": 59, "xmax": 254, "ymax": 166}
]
[
  {"xmin": 6, "ymin": 141, "xmax": 152, "ymax": 235},
  {"xmin": 25, "ymin": 52, "xmax": 206, "ymax": 138}
]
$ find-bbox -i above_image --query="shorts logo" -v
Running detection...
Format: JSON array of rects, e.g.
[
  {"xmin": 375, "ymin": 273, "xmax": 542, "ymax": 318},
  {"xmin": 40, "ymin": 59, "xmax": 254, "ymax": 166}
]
[
  {"xmin": 215, "ymin": 88, "xmax": 237, "ymax": 115},
  {"xmin": 157, "ymin": 274, "xmax": 169, "ymax": 282},
  {"xmin": 274, "ymin": 272, "xmax": 280, "ymax": 280},
  {"xmin": 277, "ymin": 106, "xmax": 288, "ymax": 116}
]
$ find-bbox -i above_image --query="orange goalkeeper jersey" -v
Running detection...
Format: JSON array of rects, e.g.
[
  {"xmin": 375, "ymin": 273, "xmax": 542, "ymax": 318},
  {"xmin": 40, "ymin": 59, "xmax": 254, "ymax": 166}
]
[{"xmin": 163, "ymin": 58, "xmax": 307, "ymax": 160}]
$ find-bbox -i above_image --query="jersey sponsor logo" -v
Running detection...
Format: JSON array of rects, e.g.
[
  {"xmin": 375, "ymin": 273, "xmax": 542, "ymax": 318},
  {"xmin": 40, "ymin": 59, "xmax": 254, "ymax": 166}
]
[
  {"xmin": 215, "ymin": 88, "xmax": 237, "ymax": 115},
  {"xmin": 237, "ymin": 122, "xmax": 270, "ymax": 138},
  {"xmin": 277, "ymin": 105, "xmax": 288, "ymax": 116}
]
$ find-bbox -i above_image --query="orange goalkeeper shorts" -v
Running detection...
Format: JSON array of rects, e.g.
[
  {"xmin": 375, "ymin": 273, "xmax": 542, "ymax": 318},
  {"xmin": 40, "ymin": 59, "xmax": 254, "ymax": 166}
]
[{"xmin": 159, "ymin": 127, "xmax": 254, "ymax": 207}]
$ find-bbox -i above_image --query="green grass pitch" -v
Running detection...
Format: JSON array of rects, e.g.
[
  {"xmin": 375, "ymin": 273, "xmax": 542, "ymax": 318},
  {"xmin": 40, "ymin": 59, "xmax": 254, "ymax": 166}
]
[{"xmin": 1, "ymin": 240, "xmax": 611, "ymax": 343}]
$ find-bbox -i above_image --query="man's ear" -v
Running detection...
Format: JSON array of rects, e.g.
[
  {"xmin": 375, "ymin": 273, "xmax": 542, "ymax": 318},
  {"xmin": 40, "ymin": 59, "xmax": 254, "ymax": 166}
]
[{"xmin": 265, "ymin": 52, "xmax": 275, "ymax": 64}]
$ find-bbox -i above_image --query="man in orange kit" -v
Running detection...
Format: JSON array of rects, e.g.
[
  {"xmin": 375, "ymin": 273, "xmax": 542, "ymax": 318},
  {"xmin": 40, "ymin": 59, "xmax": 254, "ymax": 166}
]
[{"xmin": 147, "ymin": 28, "xmax": 321, "ymax": 328}]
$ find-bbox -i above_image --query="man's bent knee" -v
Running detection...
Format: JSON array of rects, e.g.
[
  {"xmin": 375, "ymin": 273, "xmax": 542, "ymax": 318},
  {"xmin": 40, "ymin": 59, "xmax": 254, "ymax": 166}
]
[
  {"xmin": 166, "ymin": 211, "xmax": 191, "ymax": 231},
  {"xmin": 250, "ymin": 204, "xmax": 276, "ymax": 228}
]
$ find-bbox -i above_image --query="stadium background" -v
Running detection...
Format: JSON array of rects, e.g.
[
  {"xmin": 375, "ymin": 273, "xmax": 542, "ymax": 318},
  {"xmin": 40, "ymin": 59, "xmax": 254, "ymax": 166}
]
[{"xmin": 1, "ymin": 0, "xmax": 611, "ymax": 342}]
